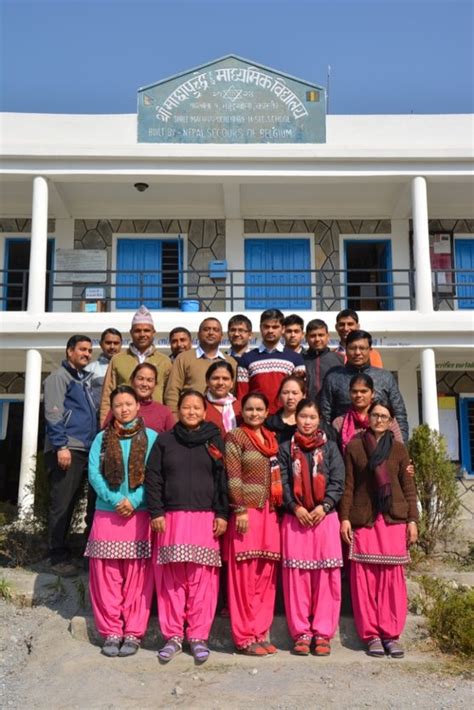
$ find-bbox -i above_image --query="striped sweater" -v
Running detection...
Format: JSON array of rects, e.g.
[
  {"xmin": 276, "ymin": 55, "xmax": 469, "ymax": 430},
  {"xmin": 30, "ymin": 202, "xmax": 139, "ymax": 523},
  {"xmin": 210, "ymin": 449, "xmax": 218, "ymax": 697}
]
[{"xmin": 236, "ymin": 348, "xmax": 306, "ymax": 414}]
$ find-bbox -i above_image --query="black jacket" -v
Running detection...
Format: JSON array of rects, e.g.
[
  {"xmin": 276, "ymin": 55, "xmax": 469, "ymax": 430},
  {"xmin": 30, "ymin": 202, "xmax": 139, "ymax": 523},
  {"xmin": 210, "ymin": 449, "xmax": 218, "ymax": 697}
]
[
  {"xmin": 278, "ymin": 438, "xmax": 345, "ymax": 513},
  {"xmin": 319, "ymin": 363, "xmax": 409, "ymax": 442},
  {"xmin": 303, "ymin": 348, "xmax": 343, "ymax": 402},
  {"xmin": 145, "ymin": 426, "xmax": 229, "ymax": 519}
]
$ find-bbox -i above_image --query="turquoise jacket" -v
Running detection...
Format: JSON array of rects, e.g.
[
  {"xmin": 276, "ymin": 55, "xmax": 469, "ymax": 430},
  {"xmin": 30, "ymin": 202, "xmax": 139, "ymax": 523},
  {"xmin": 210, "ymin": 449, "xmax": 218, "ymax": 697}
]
[{"xmin": 88, "ymin": 427, "xmax": 158, "ymax": 512}]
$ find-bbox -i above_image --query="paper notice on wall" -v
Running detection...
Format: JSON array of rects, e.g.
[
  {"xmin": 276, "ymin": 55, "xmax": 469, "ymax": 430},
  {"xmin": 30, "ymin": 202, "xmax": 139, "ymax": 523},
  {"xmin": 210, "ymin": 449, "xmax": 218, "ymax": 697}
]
[
  {"xmin": 438, "ymin": 396, "xmax": 459, "ymax": 460},
  {"xmin": 430, "ymin": 234, "xmax": 453, "ymax": 293}
]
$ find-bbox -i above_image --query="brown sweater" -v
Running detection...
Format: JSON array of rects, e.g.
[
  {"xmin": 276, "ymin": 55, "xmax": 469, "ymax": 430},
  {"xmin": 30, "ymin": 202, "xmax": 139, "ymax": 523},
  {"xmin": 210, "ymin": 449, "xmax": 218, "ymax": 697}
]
[
  {"xmin": 339, "ymin": 437, "xmax": 418, "ymax": 527},
  {"xmin": 164, "ymin": 349, "xmax": 237, "ymax": 414}
]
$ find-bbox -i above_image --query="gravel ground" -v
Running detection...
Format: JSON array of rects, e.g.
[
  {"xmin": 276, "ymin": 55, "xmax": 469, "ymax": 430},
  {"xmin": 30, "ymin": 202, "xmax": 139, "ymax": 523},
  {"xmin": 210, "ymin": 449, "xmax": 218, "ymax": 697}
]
[{"xmin": 0, "ymin": 595, "xmax": 472, "ymax": 709}]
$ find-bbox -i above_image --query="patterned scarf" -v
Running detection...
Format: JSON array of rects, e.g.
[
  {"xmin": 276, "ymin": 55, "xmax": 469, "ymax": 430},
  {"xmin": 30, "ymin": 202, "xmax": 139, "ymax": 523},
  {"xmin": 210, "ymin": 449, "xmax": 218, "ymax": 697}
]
[
  {"xmin": 240, "ymin": 424, "xmax": 283, "ymax": 507},
  {"xmin": 362, "ymin": 429, "xmax": 394, "ymax": 513},
  {"xmin": 206, "ymin": 391, "xmax": 237, "ymax": 433},
  {"xmin": 101, "ymin": 417, "xmax": 148, "ymax": 490},
  {"xmin": 290, "ymin": 429, "xmax": 327, "ymax": 510},
  {"xmin": 341, "ymin": 408, "xmax": 370, "ymax": 454}
]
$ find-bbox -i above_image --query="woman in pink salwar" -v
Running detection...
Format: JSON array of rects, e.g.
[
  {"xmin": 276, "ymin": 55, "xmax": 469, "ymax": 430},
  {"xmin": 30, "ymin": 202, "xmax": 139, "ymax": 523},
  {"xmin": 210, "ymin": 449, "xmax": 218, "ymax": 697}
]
[
  {"xmin": 145, "ymin": 390, "xmax": 228, "ymax": 664},
  {"xmin": 279, "ymin": 399, "xmax": 345, "ymax": 656},
  {"xmin": 86, "ymin": 385, "xmax": 158, "ymax": 657},
  {"xmin": 340, "ymin": 400, "xmax": 418, "ymax": 658},
  {"xmin": 224, "ymin": 392, "xmax": 282, "ymax": 656}
]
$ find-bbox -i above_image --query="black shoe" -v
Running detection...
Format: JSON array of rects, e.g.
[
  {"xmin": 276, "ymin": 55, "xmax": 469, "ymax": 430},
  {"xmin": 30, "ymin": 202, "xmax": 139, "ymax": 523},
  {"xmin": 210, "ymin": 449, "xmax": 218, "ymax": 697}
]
[
  {"xmin": 118, "ymin": 635, "xmax": 140, "ymax": 657},
  {"xmin": 102, "ymin": 635, "xmax": 122, "ymax": 657}
]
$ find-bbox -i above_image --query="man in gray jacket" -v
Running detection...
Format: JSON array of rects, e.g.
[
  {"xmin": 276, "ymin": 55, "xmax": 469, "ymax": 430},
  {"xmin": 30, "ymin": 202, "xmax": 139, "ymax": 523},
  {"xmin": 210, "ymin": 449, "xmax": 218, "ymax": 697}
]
[
  {"xmin": 319, "ymin": 330, "xmax": 409, "ymax": 442},
  {"xmin": 43, "ymin": 335, "xmax": 97, "ymax": 575}
]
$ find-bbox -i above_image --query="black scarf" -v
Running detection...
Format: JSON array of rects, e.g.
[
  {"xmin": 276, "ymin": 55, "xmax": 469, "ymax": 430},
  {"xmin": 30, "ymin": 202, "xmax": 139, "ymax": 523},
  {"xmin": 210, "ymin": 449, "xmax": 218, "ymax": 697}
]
[{"xmin": 363, "ymin": 429, "xmax": 394, "ymax": 513}]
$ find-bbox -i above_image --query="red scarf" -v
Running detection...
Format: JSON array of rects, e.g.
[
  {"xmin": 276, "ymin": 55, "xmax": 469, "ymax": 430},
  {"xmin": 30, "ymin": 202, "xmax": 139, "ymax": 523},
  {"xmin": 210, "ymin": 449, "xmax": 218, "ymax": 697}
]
[
  {"xmin": 240, "ymin": 424, "xmax": 283, "ymax": 507},
  {"xmin": 290, "ymin": 429, "xmax": 327, "ymax": 510},
  {"xmin": 341, "ymin": 408, "xmax": 370, "ymax": 454}
]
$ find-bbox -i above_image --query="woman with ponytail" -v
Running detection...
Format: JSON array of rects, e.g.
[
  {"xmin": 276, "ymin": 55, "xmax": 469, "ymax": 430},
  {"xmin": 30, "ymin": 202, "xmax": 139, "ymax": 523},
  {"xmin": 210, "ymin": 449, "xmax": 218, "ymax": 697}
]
[
  {"xmin": 279, "ymin": 399, "xmax": 345, "ymax": 656},
  {"xmin": 85, "ymin": 386, "xmax": 158, "ymax": 657},
  {"xmin": 224, "ymin": 392, "xmax": 282, "ymax": 656}
]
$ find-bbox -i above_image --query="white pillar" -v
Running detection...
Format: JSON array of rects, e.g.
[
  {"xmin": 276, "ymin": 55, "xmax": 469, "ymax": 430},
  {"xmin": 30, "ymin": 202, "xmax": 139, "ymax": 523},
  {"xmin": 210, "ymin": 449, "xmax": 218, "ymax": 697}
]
[
  {"xmin": 27, "ymin": 176, "xmax": 49, "ymax": 314},
  {"xmin": 420, "ymin": 348, "xmax": 439, "ymax": 431},
  {"xmin": 411, "ymin": 176, "xmax": 433, "ymax": 314},
  {"xmin": 398, "ymin": 362, "xmax": 419, "ymax": 433},
  {"xmin": 18, "ymin": 349, "xmax": 43, "ymax": 516}
]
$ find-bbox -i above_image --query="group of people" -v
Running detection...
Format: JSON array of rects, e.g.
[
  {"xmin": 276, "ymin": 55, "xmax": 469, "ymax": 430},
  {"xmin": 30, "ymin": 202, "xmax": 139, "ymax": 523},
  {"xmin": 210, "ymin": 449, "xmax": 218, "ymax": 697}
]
[{"xmin": 43, "ymin": 305, "xmax": 418, "ymax": 663}]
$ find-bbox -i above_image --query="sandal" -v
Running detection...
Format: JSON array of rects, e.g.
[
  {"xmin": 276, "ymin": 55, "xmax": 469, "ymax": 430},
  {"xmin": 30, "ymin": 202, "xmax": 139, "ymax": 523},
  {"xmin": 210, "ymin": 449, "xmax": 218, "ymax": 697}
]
[
  {"xmin": 158, "ymin": 637, "xmax": 183, "ymax": 663},
  {"xmin": 238, "ymin": 642, "xmax": 268, "ymax": 656},
  {"xmin": 189, "ymin": 639, "xmax": 211, "ymax": 664},
  {"xmin": 293, "ymin": 636, "xmax": 311, "ymax": 656},
  {"xmin": 101, "ymin": 635, "xmax": 122, "ymax": 657},
  {"xmin": 119, "ymin": 634, "xmax": 140, "ymax": 657},
  {"xmin": 383, "ymin": 639, "xmax": 405, "ymax": 658},
  {"xmin": 313, "ymin": 637, "xmax": 331, "ymax": 656},
  {"xmin": 367, "ymin": 638, "xmax": 385, "ymax": 657},
  {"xmin": 259, "ymin": 641, "xmax": 277, "ymax": 655}
]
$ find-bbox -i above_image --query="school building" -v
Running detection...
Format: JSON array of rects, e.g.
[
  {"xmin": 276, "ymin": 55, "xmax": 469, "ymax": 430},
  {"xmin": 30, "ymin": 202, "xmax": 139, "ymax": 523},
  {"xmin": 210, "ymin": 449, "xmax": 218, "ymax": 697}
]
[{"xmin": 0, "ymin": 56, "xmax": 473, "ymax": 509}]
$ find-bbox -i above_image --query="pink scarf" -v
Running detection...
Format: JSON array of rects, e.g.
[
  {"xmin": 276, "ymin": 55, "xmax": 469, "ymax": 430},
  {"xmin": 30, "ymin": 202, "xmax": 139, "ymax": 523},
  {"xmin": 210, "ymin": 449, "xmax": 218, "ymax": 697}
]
[
  {"xmin": 206, "ymin": 391, "xmax": 237, "ymax": 433},
  {"xmin": 341, "ymin": 408, "xmax": 370, "ymax": 454}
]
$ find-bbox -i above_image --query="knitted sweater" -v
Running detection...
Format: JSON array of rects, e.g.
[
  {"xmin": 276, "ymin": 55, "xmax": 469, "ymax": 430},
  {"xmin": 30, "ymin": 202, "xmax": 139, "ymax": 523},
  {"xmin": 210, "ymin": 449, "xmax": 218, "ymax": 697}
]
[
  {"xmin": 225, "ymin": 427, "xmax": 274, "ymax": 512},
  {"xmin": 99, "ymin": 347, "xmax": 172, "ymax": 425},
  {"xmin": 236, "ymin": 348, "xmax": 306, "ymax": 414},
  {"xmin": 164, "ymin": 348, "xmax": 237, "ymax": 414}
]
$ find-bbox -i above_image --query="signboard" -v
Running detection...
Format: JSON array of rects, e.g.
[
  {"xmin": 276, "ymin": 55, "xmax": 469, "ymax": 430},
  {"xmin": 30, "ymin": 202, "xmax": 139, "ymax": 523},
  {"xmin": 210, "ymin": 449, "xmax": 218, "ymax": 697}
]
[
  {"xmin": 54, "ymin": 250, "xmax": 107, "ymax": 284},
  {"xmin": 138, "ymin": 55, "xmax": 326, "ymax": 144}
]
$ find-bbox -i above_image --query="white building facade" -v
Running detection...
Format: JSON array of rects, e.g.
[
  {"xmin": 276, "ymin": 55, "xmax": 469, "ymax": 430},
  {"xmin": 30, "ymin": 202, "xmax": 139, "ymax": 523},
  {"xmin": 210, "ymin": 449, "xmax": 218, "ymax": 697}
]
[{"xmin": 0, "ymin": 58, "xmax": 473, "ymax": 510}]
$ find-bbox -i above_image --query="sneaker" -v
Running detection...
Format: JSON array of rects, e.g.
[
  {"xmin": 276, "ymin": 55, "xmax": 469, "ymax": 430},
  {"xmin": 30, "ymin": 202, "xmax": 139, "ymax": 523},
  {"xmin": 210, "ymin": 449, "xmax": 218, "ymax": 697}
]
[
  {"xmin": 50, "ymin": 561, "xmax": 78, "ymax": 577},
  {"xmin": 119, "ymin": 635, "xmax": 140, "ymax": 657},
  {"xmin": 102, "ymin": 635, "xmax": 122, "ymax": 657}
]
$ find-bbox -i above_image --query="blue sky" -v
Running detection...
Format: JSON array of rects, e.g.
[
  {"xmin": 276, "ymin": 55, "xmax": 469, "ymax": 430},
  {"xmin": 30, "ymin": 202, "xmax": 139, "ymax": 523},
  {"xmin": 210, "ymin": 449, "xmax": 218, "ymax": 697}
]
[{"xmin": 1, "ymin": 0, "xmax": 472, "ymax": 114}]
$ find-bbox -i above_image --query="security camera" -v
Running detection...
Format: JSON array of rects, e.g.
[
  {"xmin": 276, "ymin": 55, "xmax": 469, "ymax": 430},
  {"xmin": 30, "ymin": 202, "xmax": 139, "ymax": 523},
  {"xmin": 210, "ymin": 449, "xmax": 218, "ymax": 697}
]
[{"xmin": 134, "ymin": 182, "xmax": 149, "ymax": 192}]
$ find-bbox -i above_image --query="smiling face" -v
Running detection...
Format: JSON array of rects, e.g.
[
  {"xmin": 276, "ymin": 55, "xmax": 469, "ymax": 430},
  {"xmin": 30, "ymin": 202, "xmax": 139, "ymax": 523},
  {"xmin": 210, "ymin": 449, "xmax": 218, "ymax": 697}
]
[
  {"xmin": 350, "ymin": 381, "xmax": 374, "ymax": 412},
  {"xmin": 130, "ymin": 324, "xmax": 155, "ymax": 353},
  {"xmin": 306, "ymin": 327, "xmax": 330, "ymax": 352},
  {"xmin": 228, "ymin": 322, "xmax": 251, "ymax": 350},
  {"xmin": 242, "ymin": 396, "xmax": 268, "ymax": 430},
  {"xmin": 369, "ymin": 404, "xmax": 392, "ymax": 438},
  {"xmin": 111, "ymin": 392, "xmax": 140, "ymax": 424},
  {"xmin": 346, "ymin": 338, "xmax": 371, "ymax": 367},
  {"xmin": 335, "ymin": 316, "xmax": 359, "ymax": 345},
  {"xmin": 198, "ymin": 319, "xmax": 223, "ymax": 349},
  {"xmin": 131, "ymin": 366, "xmax": 156, "ymax": 401},
  {"xmin": 207, "ymin": 366, "xmax": 234, "ymax": 399},
  {"xmin": 296, "ymin": 405, "xmax": 320, "ymax": 436},
  {"xmin": 178, "ymin": 394, "xmax": 206, "ymax": 430},
  {"xmin": 279, "ymin": 380, "xmax": 305, "ymax": 414},
  {"xmin": 67, "ymin": 340, "xmax": 93, "ymax": 371},
  {"xmin": 170, "ymin": 331, "xmax": 192, "ymax": 358}
]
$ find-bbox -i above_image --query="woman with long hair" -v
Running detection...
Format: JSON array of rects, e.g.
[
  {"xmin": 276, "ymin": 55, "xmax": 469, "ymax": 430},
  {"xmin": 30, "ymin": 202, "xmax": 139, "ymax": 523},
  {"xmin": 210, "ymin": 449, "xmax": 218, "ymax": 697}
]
[
  {"xmin": 85, "ymin": 385, "xmax": 157, "ymax": 657},
  {"xmin": 265, "ymin": 375, "xmax": 306, "ymax": 444},
  {"xmin": 225, "ymin": 392, "xmax": 282, "ymax": 656},
  {"xmin": 146, "ymin": 390, "xmax": 228, "ymax": 664},
  {"xmin": 340, "ymin": 400, "xmax": 418, "ymax": 658},
  {"xmin": 204, "ymin": 361, "xmax": 241, "ymax": 437},
  {"xmin": 279, "ymin": 399, "xmax": 345, "ymax": 656}
]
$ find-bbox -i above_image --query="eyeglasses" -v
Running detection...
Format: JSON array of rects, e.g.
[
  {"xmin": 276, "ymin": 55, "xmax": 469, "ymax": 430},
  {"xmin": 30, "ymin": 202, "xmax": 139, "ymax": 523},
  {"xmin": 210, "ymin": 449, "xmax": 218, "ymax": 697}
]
[{"xmin": 369, "ymin": 413, "xmax": 391, "ymax": 421}]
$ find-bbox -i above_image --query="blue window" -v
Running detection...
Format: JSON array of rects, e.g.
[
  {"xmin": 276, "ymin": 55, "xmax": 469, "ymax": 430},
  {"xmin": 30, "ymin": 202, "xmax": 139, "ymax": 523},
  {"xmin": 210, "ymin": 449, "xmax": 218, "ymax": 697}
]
[
  {"xmin": 455, "ymin": 239, "xmax": 474, "ymax": 309},
  {"xmin": 459, "ymin": 397, "xmax": 474, "ymax": 477},
  {"xmin": 245, "ymin": 238, "xmax": 311, "ymax": 309},
  {"xmin": 116, "ymin": 238, "xmax": 182, "ymax": 309}
]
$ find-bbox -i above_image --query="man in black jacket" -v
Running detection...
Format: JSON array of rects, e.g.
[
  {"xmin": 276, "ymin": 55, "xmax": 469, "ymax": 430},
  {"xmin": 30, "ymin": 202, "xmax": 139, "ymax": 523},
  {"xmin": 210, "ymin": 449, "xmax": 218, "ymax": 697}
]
[
  {"xmin": 303, "ymin": 319, "xmax": 342, "ymax": 402},
  {"xmin": 319, "ymin": 330, "xmax": 409, "ymax": 442}
]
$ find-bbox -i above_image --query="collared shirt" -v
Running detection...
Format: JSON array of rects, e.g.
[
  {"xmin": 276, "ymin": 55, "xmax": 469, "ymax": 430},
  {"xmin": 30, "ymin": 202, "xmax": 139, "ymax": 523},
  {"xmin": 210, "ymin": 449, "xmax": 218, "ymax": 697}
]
[
  {"xmin": 195, "ymin": 344, "xmax": 227, "ymax": 360},
  {"xmin": 129, "ymin": 343, "xmax": 155, "ymax": 364},
  {"xmin": 257, "ymin": 341, "xmax": 285, "ymax": 354}
]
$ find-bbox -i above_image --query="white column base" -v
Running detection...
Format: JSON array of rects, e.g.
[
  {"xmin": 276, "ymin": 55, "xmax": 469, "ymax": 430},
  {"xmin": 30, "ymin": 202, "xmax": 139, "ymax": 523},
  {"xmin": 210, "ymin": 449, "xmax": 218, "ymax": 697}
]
[{"xmin": 18, "ymin": 349, "xmax": 43, "ymax": 517}]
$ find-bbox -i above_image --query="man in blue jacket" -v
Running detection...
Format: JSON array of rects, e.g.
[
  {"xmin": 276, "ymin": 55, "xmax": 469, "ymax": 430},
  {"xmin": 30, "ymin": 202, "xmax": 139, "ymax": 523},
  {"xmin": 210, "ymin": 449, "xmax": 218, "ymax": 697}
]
[{"xmin": 44, "ymin": 334, "xmax": 97, "ymax": 575}]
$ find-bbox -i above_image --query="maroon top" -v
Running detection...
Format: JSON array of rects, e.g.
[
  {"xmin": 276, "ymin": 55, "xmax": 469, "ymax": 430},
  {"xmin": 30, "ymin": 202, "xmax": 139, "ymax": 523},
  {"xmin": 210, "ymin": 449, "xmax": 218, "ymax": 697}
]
[
  {"xmin": 102, "ymin": 398, "xmax": 175, "ymax": 433},
  {"xmin": 205, "ymin": 400, "xmax": 242, "ymax": 438}
]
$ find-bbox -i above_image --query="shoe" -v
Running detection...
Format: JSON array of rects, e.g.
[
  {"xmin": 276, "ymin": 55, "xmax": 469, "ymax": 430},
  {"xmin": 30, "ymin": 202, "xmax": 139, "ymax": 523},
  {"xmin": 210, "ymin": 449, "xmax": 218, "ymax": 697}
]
[
  {"xmin": 293, "ymin": 636, "xmax": 311, "ymax": 656},
  {"xmin": 383, "ymin": 639, "xmax": 405, "ymax": 658},
  {"xmin": 313, "ymin": 637, "xmax": 331, "ymax": 656},
  {"xmin": 102, "ymin": 635, "xmax": 122, "ymax": 657},
  {"xmin": 238, "ymin": 642, "xmax": 268, "ymax": 656},
  {"xmin": 118, "ymin": 635, "xmax": 140, "ymax": 657},
  {"xmin": 50, "ymin": 561, "xmax": 78, "ymax": 577},
  {"xmin": 189, "ymin": 639, "xmax": 211, "ymax": 664},
  {"xmin": 259, "ymin": 641, "xmax": 277, "ymax": 654},
  {"xmin": 367, "ymin": 638, "xmax": 385, "ymax": 657},
  {"xmin": 158, "ymin": 637, "xmax": 183, "ymax": 663}
]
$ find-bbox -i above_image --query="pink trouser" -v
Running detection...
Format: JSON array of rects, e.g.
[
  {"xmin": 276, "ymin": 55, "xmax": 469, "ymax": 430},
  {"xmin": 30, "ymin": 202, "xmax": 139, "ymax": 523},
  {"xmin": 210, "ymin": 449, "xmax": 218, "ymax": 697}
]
[
  {"xmin": 350, "ymin": 562, "xmax": 407, "ymax": 642},
  {"xmin": 155, "ymin": 562, "xmax": 219, "ymax": 640},
  {"xmin": 89, "ymin": 557, "xmax": 154, "ymax": 639},
  {"xmin": 227, "ymin": 553, "xmax": 277, "ymax": 649},
  {"xmin": 282, "ymin": 566, "xmax": 341, "ymax": 640}
]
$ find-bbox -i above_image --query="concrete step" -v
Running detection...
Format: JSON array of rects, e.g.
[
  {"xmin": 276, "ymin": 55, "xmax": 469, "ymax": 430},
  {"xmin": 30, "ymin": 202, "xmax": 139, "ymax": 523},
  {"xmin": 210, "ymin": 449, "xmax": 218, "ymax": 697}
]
[{"xmin": 70, "ymin": 612, "xmax": 428, "ymax": 651}]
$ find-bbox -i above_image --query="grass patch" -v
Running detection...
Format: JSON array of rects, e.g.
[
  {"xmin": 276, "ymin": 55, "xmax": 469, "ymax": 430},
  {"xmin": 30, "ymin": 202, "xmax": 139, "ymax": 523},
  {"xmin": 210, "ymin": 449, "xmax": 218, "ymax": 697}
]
[{"xmin": 0, "ymin": 576, "xmax": 13, "ymax": 601}]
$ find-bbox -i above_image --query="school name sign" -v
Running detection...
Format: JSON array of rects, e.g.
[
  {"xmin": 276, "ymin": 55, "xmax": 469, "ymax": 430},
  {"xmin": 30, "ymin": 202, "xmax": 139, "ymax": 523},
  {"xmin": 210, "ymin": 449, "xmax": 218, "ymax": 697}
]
[{"xmin": 137, "ymin": 55, "xmax": 326, "ymax": 144}]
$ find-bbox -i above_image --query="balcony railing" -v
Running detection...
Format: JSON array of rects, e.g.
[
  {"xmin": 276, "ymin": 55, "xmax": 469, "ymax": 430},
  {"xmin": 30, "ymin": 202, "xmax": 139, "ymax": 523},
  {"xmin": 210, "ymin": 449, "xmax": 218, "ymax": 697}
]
[{"xmin": 1, "ymin": 268, "xmax": 473, "ymax": 312}]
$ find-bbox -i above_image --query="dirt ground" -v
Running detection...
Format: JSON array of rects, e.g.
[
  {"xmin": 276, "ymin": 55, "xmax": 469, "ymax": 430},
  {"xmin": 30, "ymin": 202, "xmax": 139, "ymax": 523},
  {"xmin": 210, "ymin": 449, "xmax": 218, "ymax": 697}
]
[{"xmin": 0, "ymin": 586, "xmax": 472, "ymax": 710}]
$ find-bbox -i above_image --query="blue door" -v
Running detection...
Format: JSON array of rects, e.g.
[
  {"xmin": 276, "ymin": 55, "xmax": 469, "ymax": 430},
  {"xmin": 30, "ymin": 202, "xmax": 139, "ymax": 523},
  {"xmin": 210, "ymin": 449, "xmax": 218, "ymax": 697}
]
[
  {"xmin": 245, "ymin": 239, "xmax": 311, "ymax": 309},
  {"xmin": 455, "ymin": 239, "xmax": 474, "ymax": 309},
  {"xmin": 459, "ymin": 397, "xmax": 474, "ymax": 476},
  {"xmin": 116, "ymin": 238, "xmax": 181, "ymax": 310}
]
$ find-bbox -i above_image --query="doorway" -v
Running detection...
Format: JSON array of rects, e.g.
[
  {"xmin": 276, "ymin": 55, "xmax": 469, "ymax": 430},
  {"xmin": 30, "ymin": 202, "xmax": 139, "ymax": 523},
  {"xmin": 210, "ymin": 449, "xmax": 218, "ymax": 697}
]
[
  {"xmin": 344, "ymin": 240, "xmax": 394, "ymax": 311},
  {"xmin": 3, "ymin": 238, "xmax": 54, "ymax": 311}
]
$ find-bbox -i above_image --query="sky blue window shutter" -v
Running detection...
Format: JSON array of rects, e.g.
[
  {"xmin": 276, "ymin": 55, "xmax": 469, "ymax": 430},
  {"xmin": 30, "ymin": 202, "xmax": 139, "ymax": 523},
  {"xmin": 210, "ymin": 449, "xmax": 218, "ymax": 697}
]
[
  {"xmin": 117, "ymin": 239, "xmax": 162, "ymax": 309},
  {"xmin": 455, "ymin": 239, "xmax": 474, "ymax": 309}
]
